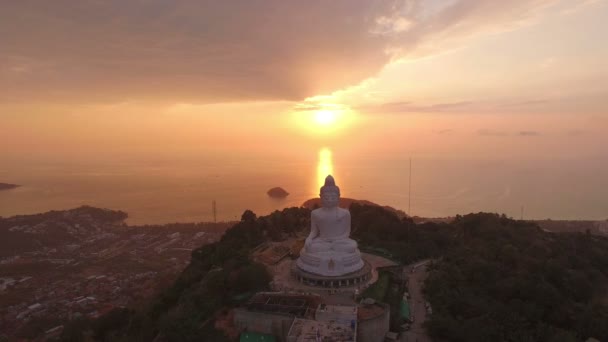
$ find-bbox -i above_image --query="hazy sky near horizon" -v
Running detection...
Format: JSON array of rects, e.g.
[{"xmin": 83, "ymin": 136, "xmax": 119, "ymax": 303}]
[{"xmin": 1, "ymin": 0, "xmax": 607, "ymax": 164}]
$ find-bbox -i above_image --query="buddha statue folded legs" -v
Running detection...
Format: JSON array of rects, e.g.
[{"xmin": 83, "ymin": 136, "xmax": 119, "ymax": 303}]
[{"xmin": 305, "ymin": 238, "xmax": 358, "ymax": 254}]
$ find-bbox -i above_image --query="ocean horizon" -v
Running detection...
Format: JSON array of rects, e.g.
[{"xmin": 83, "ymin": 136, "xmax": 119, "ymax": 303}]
[{"xmin": 1, "ymin": 152, "xmax": 607, "ymax": 224}]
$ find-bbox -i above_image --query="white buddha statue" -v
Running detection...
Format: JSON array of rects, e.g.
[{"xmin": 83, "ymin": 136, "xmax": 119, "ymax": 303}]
[{"xmin": 297, "ymin": 175, "xmax": 364, "ymax": 276}]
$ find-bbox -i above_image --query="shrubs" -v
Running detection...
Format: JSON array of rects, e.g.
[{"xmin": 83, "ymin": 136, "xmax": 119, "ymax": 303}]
[
  {"xmin": 87, "ymin": 207, "xmax": 309, "ymax": 340},
  {"xmin": 424, "ymin": 213, "xmax": 608, "ymax": 342},
  {"xmin": 66, "ymin": 206, "xmax": 608, "ymax": 341},
  {"xmin": 362, "ymin": 272, "xmax": 391, "ymax": 302},
  {"xmin": 351, "ymin": 203, "xmax": 453, "ymax": 264}
]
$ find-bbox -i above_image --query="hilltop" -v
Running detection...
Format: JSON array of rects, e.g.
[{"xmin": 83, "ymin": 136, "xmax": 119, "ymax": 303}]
[
  {"xmin": 4, "ymin": 204, "xmax": 608, "ymax": 341},
  {"xmin": 302, "ymin": 197, "xmax": 407, "ymax": 218},
  {"xmin": 87, "ymin": 206, "xmax": 608, "ymax": 341},
  {"xmin": 57, "ymin": 204, "xmax": 452, "ymax": 340}
]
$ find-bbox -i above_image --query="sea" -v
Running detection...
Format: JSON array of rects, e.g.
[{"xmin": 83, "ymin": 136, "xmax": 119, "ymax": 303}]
[{"xmin": 1, "ymin": 151, "xmax": 607, "ymax": 224}]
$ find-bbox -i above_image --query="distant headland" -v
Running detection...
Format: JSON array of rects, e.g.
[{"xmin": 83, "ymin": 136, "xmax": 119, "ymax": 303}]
[{"xmin": 0, "ymin": 183, "xmax": 19, "ymax": 191}]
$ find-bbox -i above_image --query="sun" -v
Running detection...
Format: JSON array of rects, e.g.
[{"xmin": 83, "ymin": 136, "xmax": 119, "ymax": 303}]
[
  {"xmin": 290, "ymin": 103, "xmax": 356, "ymax": 135},
  {"xmin": 314, "ymin": 110, "xmax": 337, "ymax": 126}
]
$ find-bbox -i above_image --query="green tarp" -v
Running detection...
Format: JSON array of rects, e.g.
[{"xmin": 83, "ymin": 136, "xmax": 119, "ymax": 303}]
[
  {"xmin": 240, "ymin": 332, "xmax": 277, "ymax": 342},
  {"xmin": 231, "ymin": 291, "xmax": 254, "ymax": 302},
  {"xmin": 400, "ymin": 299, "xmax": 411, "ymax": 320}
]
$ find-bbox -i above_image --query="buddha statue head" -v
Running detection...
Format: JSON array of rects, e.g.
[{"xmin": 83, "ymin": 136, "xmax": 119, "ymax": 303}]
[{"xmin": 320, "ymin": 175, "xmax": 340, "ymax": 208}]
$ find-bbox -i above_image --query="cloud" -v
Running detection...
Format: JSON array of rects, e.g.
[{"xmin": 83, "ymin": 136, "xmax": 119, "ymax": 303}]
[
  {"xmin": 539, "ymin": 57, "xmax": 556, "ymax": 69},
  {"xmin": 560, "ymin": 0, "xmax": 603, "ymax": 15},
  {"xmin": 360, "ymin": 101, "xmax": 474, "ymax": 113},
  {"xmin": 567, "ymin": 129, "xmax": 587, "ymax": 136},
  {"xmin": 0, "ymin": 0, "xmax": 561, "ymax": 104},
  {"xmin": 476, "ymin": 129, "xmax": 542, "ymax": 137},
  {"xmin": 478, "ymin": 129, "xmax": 509, "ymax": 137},
  {"xmin": 359, "ymin": 97, "xmax": 567, "ymax": 114},
  {"xmin": 517, "ymin": 130, "xmax": 541, "ymax": 136},
  {"xmin": 499, "ymin": 99, "xmax": 550, "ymax": 108}
]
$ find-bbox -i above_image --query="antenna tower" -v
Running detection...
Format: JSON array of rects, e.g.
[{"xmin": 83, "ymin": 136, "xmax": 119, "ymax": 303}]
[{"xmin": 408, "ymin": 157, "xmax": 412, "ymax": 216}]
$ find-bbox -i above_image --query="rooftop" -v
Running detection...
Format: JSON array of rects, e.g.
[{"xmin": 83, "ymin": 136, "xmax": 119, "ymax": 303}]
[
  {"xmin": 315, "ymin": 304, "xmax": 358, "ymax": 323},
  {"xmin": 317, "ymin": 304, "xmax": 357, "ymax": 316},
  {"xmin": 357, "ymin": 302, "xmax": 387, "ymax": 321},
  {"xmin": 287, "ymin": 318, "xmax": 356, "ymax": 342},
  {"xmin": 243, "ymin": 293, "xmax": 319, "ymax": 318}
]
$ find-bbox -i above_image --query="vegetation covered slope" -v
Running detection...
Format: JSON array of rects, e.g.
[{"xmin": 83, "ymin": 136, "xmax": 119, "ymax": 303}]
[
  {"xmin": 0, "ymin": 206, "xmax": 128, "ymax": 257},
  {"xmin": 351, "ymin": 206, "xmax": 608, "ymax": 341},
  {"xmin": 61, "ymin": 206, "xmax": 608, "ymax": 342},
  {"xmin": 350, "ymin": 202, "xmax": 453, "ymax": 264},
  {"xmin": 61, "ymin": 207, "xmax": 310, "ymax": 342},
  {"xmin": 424, "ymin": 213, "xmax": 608, "ymax": 342}
]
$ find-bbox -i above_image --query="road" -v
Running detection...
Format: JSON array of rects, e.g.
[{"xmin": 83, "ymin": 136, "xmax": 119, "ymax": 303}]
[{"xmin": 402, "ymin": 260, "xmax": 432, "ymax": 342}]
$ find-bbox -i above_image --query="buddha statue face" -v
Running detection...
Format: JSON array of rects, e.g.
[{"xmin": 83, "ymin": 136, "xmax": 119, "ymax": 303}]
[
  {"xmin": 321, "ymin": 189, "xmax": 339, "ymax": 208},
  {"xmin": 320, "ymin": 175, "xmax": 340, "ymax": 208}
]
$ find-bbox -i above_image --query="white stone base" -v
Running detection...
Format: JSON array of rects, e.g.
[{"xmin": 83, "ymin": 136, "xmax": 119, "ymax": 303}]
[{"xmin": 296, "ymin": 248, "xmax": 364, "ymax": 277}]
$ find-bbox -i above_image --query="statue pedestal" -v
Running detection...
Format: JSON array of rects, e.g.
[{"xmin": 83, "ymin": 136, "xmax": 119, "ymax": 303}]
[
  {"xmin": 297, "ymin": 248, "xmax": 364, "ymax": 277},
  {"xmin": 292, "ymin": 258, "xmax": 372, "ymax": 288}
]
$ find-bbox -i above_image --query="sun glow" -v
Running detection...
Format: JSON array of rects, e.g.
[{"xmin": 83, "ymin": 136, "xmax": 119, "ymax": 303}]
[
  {"xmin": 289, "ymin": 101, "xmax": 359, "ymax": 137},
  {"xmin": 315, "ymin": 110, "xmax": 337, "ymax": 126}
]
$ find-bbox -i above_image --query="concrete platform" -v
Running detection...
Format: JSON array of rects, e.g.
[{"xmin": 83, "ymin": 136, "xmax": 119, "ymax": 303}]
[
  {"xmin": 292, "ymin": 259, "xmax": 372, "ymax": 288},
  {"xmin": 269, "ymin": 253, "xmax": 398, "ymax": 304}
]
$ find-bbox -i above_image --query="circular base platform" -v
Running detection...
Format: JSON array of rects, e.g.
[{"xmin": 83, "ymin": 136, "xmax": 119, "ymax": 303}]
[{"xmin": 291, "ymin": 259, "xmax": 372, "ymax": 288}]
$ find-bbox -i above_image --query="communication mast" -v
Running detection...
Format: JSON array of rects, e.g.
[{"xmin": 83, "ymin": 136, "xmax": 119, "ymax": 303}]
[{"xmin": 408, "ymin": 158, "xmax": 412, "ymax": 216}]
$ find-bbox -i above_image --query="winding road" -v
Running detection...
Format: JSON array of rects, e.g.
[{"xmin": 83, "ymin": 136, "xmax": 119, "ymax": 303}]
[{"xmin": 401, "ymin": 260, "xmax": 432, "ymax": 342}]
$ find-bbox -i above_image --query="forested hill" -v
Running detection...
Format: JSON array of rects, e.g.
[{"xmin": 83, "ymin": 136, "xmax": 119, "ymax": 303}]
[
  {"xmin": 61, "ymin": 207, "xmax": 312, "ymax": 341},
  {"xmin": 62, "ymin": 206, "xmax": 608, "ymax": 341},
  {"xmin": 424, "ymin": 213, "xmax": 608, "ymax": 342},
  {"xmin": 303, "ymin": 197, "xmax": 407, "ymax": 219}
]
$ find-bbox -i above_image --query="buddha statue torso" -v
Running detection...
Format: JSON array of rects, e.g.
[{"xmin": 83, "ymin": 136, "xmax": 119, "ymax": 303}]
[
  {"xmin": 297, "ymin": 176, "xmax": 364, "ymax": 276},
  {"xmin": 312, "ymin": 207, "xmax": 350, "ymax": 239}
]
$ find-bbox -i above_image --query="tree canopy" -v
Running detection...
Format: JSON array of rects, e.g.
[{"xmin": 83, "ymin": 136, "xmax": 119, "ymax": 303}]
[
  {"xmin": 61, "ymin": 206, "xmax": 608, "ymax": 342},
  {"xmin": 423, "ymin": 213, "xmax": 608, "ymax": 342}
]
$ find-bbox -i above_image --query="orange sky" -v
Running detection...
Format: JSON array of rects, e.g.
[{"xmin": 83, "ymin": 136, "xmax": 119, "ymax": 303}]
[{"xmin": 1, "ymin": 0, "xmax": 607, "ymax": 165}]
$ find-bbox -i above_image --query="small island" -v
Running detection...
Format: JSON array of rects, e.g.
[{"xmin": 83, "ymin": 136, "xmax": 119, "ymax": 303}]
[
  {"xmin": 267, "ymin": 187, "xmax": 289, "ymax": 198},
  {"xmin": 0, "ymin": 183, "xmax": 19, "ymax": 191}
]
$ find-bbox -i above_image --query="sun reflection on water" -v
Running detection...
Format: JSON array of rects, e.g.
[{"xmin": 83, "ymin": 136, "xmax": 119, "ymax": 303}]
[{"xmin": 317, "ymin": 148, "xmax": 334, "ymax": 192}]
